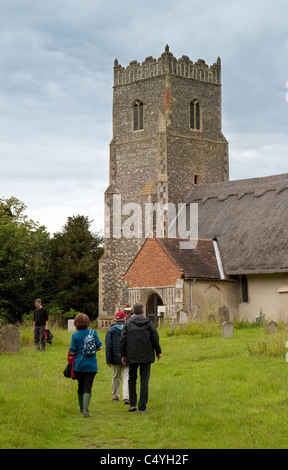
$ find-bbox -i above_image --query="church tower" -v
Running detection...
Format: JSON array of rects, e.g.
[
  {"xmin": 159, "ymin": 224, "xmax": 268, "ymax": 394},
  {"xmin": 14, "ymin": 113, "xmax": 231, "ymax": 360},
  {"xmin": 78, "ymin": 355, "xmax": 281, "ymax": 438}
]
[{"xmin": 98, "ymin": 45, "xmax": 229, "ymax": 321}]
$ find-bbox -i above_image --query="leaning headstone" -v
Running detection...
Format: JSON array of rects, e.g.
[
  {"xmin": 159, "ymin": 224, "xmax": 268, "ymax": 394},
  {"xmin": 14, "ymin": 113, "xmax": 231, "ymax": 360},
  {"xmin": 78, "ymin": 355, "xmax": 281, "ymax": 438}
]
[
  {"xmin": 0, "ymin": 324, "xmax": 20, "ymax": 353},
  {"xmin": 218, "ymin": 306, "xmax": 229, "ymax": 323},
  {"xmin": 267, "ymin": 320, "xmax": 277, "ymax": 332},
  {"xmin": 222, "ymin": 321, "xmax": 233, "ymax": 338},
  {"xmin": 68, "ymin": 319, "xmax": 76, "ymax": 332}
]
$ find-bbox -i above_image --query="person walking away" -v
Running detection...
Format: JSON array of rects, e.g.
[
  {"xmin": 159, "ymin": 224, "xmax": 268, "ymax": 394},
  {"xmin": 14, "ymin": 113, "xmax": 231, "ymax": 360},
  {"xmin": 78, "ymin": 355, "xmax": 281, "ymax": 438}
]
[
  {"xmin": 69, "ymin": 313, "xmax": 102, "ymax": 417},
  {"xmin": 120, "ymin": 302, "xmax": 162, "ymax": 413},
  {"xmin": 105, "ymin": 311, "xmax": 129, "ymax": 404},
  {"xmin": 123, "ymin": 304, "xmax": 132, "ymax": 318},
  {"xmin": 33, "ymin": 298, "xmax": 49, "ymax": 351}
]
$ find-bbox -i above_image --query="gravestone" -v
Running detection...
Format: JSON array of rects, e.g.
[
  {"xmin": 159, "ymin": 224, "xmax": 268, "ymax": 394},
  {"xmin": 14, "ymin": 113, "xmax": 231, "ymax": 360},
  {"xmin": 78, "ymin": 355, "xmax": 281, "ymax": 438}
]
[
  {"xmin": 267, "ymin": 320, "xmax": 277, "ymax": 332},
  {"xmin": 191, "ymin": 305, "xmax": 202, "ymax": 320},
  {"xmin": 255, "ymin": 315, "xmax": 265, "ymax": 325},
  {"xmin": 179, "ymin": 311, "xmax": 188, "ymax": 326},
  {"xmin": 207, "ymin": 313, "xmax": 216, "ymax": 322},
  {"xmin": 218, "ymin": 306, "xmax": 229, "ymax": 323},
  {"xmin": 68, "ymin": 319, "xmax": 76, "ymax": 332},
  {"xmin": 222, "ymin": 321, "xmax": 233, "ymax": 338},
  {"xmin": 0, "ymin": 324, "xmax": 20, "ymax": 353}
]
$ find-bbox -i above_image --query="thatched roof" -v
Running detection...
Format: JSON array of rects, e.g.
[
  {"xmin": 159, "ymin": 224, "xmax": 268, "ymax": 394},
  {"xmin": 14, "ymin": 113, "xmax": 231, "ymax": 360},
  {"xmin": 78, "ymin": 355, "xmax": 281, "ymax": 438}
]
[{"xmin": 186, "ymin": 173, "xmax": 288, "ymax": 275}]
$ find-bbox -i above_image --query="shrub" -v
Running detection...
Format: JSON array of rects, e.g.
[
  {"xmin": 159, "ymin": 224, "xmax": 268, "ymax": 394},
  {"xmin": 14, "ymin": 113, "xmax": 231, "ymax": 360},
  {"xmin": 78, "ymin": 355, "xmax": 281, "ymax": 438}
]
[
  {"xmin": 165, "ymin": 318, "xmax": 221, "ymax": 338},
  {"xmin": 247, "ymin": 327, "xmax": 288, "ymax": 357},
  {"xmin": 234, "ymin": 319, "xmax": 262, "ymax": 329}
]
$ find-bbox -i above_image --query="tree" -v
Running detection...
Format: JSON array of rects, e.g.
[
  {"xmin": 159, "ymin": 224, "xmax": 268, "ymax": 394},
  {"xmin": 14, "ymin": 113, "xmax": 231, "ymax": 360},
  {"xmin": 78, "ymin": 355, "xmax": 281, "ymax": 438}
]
[
  {"xmin": 51, "ymin": 215, "xmax": 103, "ymax": 319},
  {"xmin": 0, "ymin": 197, "xmax": 52, "ymax": 322},
  {"xmin": 0, "ymin": 198, "xmax": 103, "ymax": 323}
]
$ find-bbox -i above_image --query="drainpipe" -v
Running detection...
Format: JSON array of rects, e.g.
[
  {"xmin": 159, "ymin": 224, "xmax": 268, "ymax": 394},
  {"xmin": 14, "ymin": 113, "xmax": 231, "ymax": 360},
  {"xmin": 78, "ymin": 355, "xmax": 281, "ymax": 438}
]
[
  {"xmin": 190, "ymin": 279, "xmax": 196, "ymax": 310},
  {"xmin": 213, "ymin": 238, "xmax": 225, "ymax": 280}
]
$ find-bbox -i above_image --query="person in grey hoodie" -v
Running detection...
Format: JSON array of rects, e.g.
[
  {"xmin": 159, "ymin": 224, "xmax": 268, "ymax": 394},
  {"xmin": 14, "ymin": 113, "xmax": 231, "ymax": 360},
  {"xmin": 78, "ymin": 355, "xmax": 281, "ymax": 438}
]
[
  {"xmin": 120, "ymin": 302, "xmax": 162, "ymax": 413},
  {"xmin": 105, "ymin": 311, "xmax": 130, "ymax": 404}
]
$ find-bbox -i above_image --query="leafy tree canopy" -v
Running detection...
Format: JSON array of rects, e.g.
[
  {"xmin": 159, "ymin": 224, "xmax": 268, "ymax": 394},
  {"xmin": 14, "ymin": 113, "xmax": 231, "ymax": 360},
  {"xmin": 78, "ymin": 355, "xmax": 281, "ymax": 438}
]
[
  {"xmin": 0, "ymin": 199, "xmax": 103, "ymax": 323},
  {"xmin": 51, "ymin": 215, "xmax": 103, "ymax": 319},
  {"xmin": 0, "ymin": 197, "xmax": 52, "ymax": 322}
]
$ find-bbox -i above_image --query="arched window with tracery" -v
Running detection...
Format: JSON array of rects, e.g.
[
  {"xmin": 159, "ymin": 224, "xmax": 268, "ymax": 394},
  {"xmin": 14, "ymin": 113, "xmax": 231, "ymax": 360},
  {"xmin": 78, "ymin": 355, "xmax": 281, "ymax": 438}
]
[
  {"xmin": 133, "ymin": 100, "xmax": 144, "ymax": 131},
  {"xmin": 190, "ymin": 99, "xmax": 201, "ymax": 131}
]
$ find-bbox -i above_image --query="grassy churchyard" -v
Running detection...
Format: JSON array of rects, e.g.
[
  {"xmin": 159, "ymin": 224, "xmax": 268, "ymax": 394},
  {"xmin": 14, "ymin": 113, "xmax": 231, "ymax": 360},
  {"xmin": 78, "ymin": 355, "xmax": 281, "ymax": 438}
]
[{"xmin": 1, "ymin": 320, "xmax": 288, "ymax": 449}]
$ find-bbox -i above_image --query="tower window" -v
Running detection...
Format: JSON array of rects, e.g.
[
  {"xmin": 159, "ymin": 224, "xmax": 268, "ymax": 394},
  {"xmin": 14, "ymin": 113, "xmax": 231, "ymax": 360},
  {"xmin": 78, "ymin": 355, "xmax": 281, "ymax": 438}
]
[
  {"xmin": 133, "ymin": 100, "xmax": 144, "ymax": 131},
  {"xmin": 190, "ymin": 99, "xmax": 201, "ymax": 131}
]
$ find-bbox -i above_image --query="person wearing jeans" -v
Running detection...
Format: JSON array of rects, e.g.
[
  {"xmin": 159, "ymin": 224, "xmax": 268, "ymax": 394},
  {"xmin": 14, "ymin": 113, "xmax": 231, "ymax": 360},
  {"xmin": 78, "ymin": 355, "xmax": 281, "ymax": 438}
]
[
  {"xmin": 105, "ymin": 311, "xmax": 130, "ymax": 404},
  {"xmin": 128, "ymin": 363, "xmax": 151, "ymax": 412},
  {"xmin": 120, "ymin": 302, "xmax": 162, "ymax": 413}
]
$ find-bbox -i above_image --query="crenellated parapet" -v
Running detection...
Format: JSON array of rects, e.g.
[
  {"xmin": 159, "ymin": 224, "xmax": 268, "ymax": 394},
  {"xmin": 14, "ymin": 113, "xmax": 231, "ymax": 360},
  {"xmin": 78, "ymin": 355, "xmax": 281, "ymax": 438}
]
[{"xmin": 114, "ymin": 44, "xmax": 221, "ymax": 86}]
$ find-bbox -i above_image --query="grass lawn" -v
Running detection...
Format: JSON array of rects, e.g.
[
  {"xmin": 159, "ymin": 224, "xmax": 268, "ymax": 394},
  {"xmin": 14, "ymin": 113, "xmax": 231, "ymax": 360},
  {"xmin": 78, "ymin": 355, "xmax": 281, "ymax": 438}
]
[{"xmin": 1, "ymin": 323, "xmax": 288, "ymax": 449}]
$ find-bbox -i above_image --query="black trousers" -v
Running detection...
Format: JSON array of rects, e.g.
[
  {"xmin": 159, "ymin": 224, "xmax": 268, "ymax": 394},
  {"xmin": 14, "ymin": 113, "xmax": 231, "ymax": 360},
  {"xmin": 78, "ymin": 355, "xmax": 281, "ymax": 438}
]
[
  {"xmin": 74, "ymin": 372, "xmax": 96, "ymax": 395},
  {"xmin": 128, "ymin": 363, "xmax": 151, "ymax": 411},
  {"xmin": 34, "ymin": 325, "xmax": 46, "ymax": 350}
]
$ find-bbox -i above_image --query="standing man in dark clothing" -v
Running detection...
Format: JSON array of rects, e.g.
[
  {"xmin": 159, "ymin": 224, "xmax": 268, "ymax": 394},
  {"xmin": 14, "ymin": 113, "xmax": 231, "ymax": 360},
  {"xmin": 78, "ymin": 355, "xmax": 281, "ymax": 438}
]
[
  {"xmin": 120, "ymin": 302, "xmax": 162, "ymax": 413},
  {"xmin": 33, "ymin": 298, "xmax": 49, "ymax": 351}
]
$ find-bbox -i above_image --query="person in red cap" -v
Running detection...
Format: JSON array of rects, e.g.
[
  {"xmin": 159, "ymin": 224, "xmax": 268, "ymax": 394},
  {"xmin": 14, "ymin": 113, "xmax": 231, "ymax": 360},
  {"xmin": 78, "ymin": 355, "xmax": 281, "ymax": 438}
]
[{"xmin": 105, "ymin": 311, "xmax": 129, "ymax": 404}]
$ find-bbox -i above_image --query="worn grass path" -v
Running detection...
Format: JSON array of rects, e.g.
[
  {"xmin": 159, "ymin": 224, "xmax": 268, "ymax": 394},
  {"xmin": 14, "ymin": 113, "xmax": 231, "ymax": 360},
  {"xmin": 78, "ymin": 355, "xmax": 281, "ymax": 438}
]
[{"xmin": 1, "ymin": 325, "xmax": 288, "ymax": 449}]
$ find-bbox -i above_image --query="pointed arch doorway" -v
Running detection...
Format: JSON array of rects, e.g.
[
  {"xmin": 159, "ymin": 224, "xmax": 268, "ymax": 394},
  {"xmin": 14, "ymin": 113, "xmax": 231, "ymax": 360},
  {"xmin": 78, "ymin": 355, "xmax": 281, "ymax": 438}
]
[{"xmin": 146, "ymin": 294, "xmax": 163, "ymax": 325}]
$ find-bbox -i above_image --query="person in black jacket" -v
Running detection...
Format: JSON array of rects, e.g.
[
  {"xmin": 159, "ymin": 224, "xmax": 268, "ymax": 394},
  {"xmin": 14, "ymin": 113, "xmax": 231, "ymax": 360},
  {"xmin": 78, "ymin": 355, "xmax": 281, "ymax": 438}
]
[
  {"xmin": 120, "ymin": 302, "xmax": 162, "ymax": 413},
  {"xmin": 33, "ymin": 298, "xmax": 49, "ymax": 351},
  {"xmin": 105, "ymin": 311, "xmax": 130, "ymax": 404}
]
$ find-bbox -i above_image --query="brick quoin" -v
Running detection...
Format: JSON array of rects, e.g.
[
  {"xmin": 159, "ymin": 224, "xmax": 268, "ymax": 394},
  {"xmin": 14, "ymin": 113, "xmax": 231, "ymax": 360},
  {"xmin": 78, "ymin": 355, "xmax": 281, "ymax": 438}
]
[{"xmin": 123, "ymin": 237, "xmax": 183, "ymax": 288}]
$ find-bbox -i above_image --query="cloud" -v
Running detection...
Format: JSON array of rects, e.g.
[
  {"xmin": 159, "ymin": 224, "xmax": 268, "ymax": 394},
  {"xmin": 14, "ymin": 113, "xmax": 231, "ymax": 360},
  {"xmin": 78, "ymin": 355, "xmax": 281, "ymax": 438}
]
[
  {"xmin": 228, "ymin": 131, "xmax": 288, "ymax": 180},
  {"xmin": 0, "ymin": 0, "xmax": 287, "ymax": 234}
]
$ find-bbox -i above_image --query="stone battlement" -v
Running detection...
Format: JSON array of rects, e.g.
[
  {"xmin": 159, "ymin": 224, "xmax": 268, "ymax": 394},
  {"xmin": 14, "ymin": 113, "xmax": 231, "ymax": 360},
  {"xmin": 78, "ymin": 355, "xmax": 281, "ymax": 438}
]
[{"xmin": 114, "ymin": 45, "xmax": 221, "ymax": 86}]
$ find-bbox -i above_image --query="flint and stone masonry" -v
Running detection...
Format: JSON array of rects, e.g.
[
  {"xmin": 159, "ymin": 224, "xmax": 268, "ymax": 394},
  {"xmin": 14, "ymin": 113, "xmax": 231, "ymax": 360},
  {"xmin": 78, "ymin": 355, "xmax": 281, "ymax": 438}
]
[{"xmin": 98, "ymin": 45, "xmax": 229, "ymax": 324}]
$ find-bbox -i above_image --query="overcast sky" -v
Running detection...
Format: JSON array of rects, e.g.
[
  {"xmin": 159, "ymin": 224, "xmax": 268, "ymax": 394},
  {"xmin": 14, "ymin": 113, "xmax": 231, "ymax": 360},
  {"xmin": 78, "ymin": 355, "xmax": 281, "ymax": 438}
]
[{"xmin": 0, "ymin": 0, "xmax": 288, "ymax": 235}]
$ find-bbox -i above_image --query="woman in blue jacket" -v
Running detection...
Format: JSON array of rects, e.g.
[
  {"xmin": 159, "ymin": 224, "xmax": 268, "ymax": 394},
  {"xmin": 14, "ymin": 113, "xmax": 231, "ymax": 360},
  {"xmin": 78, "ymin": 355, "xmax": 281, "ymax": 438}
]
[{"xmin": 70, "ymin": 313, "xmax": 102, "ymax": 417}]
